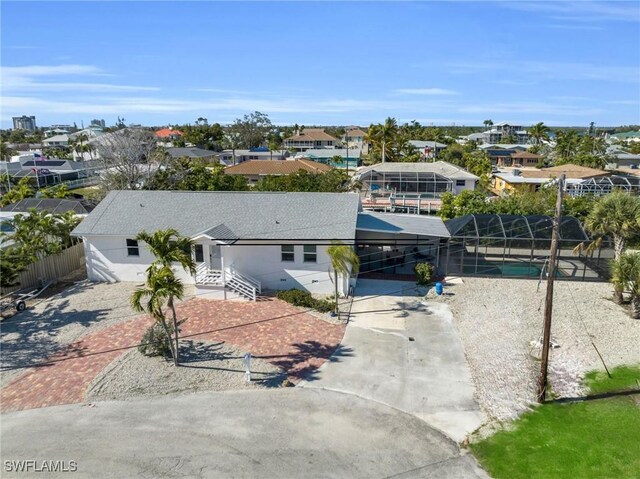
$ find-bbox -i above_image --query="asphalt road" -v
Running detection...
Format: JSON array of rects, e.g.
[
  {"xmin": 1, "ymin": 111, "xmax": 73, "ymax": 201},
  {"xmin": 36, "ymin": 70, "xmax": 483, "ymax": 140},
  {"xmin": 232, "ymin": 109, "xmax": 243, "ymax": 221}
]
[{"xmin": 1, "ymin": 388, "xmax": 487, "ymax": 478}]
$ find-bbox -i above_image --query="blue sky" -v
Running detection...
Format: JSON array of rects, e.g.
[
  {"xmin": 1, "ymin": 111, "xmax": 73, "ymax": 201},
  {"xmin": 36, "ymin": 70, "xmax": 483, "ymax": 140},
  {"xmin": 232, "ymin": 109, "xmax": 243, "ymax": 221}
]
[{"xmin": 1, "ymin": 1, "xmax": 639, "ymax": 128}]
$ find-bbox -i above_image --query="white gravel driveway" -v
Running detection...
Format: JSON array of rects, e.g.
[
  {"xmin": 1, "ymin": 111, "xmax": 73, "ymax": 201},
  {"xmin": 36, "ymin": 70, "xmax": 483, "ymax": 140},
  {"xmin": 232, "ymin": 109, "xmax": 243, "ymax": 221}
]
[{"xmin": 444, "ymin": 277, "xmax": 640, "ymax": 422}]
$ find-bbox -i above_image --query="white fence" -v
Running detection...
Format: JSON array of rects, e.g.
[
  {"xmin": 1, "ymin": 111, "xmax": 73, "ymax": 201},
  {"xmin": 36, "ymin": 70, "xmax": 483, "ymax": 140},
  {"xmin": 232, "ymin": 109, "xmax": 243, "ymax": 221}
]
[{"xmin": 1, "ymin": 242, "xmax": 85, "ymax": 295}]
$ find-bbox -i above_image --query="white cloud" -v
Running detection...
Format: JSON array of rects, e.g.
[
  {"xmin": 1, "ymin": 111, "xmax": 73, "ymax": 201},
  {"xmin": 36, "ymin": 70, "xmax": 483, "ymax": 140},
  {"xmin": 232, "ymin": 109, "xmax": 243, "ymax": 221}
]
[
  {"xmin": 449, "ymin": 60, "xmax": 640, "ymax": 83},
  {"xmin": 503, "ymin": 1, "xmax": 640, "ymax": 23},
  {"xmin": 1, "ymin": 64, "xmax": 159, "ymax": 93},
  {"xmin": 394, "ymin": 88, "xmax": 459, "ymax": 96}
]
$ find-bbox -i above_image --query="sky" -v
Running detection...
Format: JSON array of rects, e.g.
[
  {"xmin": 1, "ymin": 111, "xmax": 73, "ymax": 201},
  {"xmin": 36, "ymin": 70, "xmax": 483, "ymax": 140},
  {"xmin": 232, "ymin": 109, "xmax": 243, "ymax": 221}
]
[{"xmin": 1, "ymin": 1, "xmax": 639, "ymax": 129}]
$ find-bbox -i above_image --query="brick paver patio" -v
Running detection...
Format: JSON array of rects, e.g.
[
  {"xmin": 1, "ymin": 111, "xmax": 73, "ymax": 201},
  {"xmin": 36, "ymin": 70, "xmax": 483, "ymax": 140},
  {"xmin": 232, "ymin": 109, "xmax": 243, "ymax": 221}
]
[{"xmin": 0, "ymin": 297, "xmax": 345, "ymax": 413}]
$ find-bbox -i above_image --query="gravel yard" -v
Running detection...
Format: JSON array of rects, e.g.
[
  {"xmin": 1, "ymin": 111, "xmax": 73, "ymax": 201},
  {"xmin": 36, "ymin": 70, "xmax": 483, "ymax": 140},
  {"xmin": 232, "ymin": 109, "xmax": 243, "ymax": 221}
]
[
  {"xmin": 440, "ymin": 277, "xmax": 640, "ymax": 422},
  {"xmin": 0, "ymin": 280, "xmax": 145, "ymax": 388},
  {"xmin": 87, "ymin": 340, "xmax": 285, "ymax": 402}
]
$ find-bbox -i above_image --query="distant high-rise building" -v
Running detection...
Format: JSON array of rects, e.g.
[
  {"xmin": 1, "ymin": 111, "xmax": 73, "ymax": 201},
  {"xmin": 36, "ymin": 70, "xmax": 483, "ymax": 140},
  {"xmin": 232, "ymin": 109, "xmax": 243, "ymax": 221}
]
[
  {"xmin": 12, "ymin": 115, "xmax": 37, "ymax": 131},
  {"xmin": 90, "ymin": 119, "xmax": 106, "ymax": 128}
]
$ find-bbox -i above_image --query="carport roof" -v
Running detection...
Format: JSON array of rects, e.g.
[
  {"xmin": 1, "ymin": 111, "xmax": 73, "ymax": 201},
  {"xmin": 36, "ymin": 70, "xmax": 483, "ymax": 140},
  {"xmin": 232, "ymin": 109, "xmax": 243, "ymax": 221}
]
[{"xmin": 356, "ymin": 212, "xmax": 450, "ymax": 238}]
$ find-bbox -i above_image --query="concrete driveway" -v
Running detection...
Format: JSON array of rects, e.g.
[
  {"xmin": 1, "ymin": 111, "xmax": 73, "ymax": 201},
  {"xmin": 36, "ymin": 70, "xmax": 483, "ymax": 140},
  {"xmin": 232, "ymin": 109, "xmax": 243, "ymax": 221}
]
[
  {"xmin": 1, "ymin": 388, "xmax": 487, "ymax": 478},
  {"xmin": 301, "ymin": 279, "xmax": 485, "ymax": 443}
]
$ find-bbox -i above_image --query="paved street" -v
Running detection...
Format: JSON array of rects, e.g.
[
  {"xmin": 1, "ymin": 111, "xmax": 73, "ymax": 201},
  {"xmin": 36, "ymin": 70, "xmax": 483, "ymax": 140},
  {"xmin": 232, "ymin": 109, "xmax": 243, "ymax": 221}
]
[
  {"xmin": 301, "ymin": 279, "xmax": 485, "ymax": 442},
  {"xmin": 1, "ymin": 388, "xmax": 487, "ymax": 478}
]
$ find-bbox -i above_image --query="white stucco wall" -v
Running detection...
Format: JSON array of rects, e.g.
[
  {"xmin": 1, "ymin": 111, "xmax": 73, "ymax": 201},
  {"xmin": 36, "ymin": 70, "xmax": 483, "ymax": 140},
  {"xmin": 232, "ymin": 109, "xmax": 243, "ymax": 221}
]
[
  {"xmin": 82, "ymin": 235, "xmax": 195, "ymax": 284},
  {"xmin": 451, "ymin": 179, "xmax": 477, "ymax": 194},
  {"xmin": 222, "ymin": 243, "xmax": 349, "ymax": 296},
  {"xmin": 82, "ymin": 236, "xmax": 350, "ymax": 296}
]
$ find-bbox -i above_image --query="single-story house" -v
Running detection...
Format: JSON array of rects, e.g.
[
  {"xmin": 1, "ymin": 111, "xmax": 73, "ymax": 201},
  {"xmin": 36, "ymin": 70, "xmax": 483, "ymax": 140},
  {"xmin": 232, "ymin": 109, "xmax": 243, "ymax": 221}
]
[
  {"xmin": 71, "ymin": 190, "xmax": 461, "ymax": 299},
  {"xmin": 353, "ymin": 161, "xmax": 478, "ymax": 198},
  {"xmin": 72, "ymin": 191, "xmax": 361, "ymax": 299},
  {"xmin": 491, "ymin": 164, "xmax": 611, "ymax": 195},
  {"xmin": 224, "ymin": 159, "xmax": 333, "ymax": 184}
]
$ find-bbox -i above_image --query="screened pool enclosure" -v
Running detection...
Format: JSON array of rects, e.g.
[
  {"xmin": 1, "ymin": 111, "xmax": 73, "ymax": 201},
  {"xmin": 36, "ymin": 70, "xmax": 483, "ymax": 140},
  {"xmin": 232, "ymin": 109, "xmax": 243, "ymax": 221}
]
[{"xmin": 442, "ymin": 214, "xmax": 612, "ymax": 280}]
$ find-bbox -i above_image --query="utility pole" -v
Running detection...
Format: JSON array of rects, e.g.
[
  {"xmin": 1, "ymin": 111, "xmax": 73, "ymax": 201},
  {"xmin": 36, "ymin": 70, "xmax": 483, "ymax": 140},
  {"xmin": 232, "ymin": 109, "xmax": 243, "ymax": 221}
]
[{"xmin": 537, "ymin": 174, "xmax": 565, "ymax": 403}]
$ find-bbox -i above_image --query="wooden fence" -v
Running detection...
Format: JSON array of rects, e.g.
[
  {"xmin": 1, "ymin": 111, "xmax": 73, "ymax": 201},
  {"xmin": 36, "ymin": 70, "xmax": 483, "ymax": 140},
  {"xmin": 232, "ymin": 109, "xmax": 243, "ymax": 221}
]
[{"xmin": 1, "ymin": 242, "xmax": 86, "ymax": 295}]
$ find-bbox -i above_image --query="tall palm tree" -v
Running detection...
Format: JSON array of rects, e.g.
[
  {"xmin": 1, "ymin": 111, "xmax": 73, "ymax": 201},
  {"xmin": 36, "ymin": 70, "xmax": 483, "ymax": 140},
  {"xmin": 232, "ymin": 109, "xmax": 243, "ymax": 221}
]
[
  {"xmin": 366, "ymin": 117, "xmax": 398, "ymax": 163},
  {"xmin": 610, "ymin": 252, "xmax": 640, "ymax": 315},
  {"xmin": 136, "ymin": 228, "xmax": 196, "ymax": 364},
  {"xmin": 327, "ymin": 240, "xmax": 360, "ymax": 315},
  {"xmin": 578, "ymin": 191, "xmax": 640, "ymax": 262},
  {"xmin": 483, "ymin": 119, "xmax": 493, "ymax": 131},
  {"xmin": 529, "ymin": 122, "xmax": 550, "ymax": 145},
  {"xmin": 131, "ymin": 265, "xmax": 179, "ymax": 361}
]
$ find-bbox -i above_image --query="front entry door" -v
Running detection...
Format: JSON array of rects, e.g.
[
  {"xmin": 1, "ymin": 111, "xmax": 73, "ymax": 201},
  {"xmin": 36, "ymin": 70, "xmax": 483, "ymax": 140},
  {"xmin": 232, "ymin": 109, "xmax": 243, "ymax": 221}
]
[{"xmin": 209, "ymin": 244, "xmax": 222, "ymax": 270}]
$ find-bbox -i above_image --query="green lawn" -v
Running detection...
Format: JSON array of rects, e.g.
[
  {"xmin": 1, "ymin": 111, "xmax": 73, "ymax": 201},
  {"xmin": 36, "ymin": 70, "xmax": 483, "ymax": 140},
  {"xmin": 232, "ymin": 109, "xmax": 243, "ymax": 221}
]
[{"xmin": 471, "ymin": 365, "xmax": 640, "ymax": 479}]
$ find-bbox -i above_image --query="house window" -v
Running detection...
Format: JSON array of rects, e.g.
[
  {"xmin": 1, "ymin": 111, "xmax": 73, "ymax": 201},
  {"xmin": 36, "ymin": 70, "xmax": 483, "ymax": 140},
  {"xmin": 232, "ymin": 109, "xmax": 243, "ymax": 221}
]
[
  {"xmin": 126, "ymin": 238, "xmax": 139, "ymax": 257},
  {"xmin": 456, "ymin": 180, "xmax": 466, "ymax": 186},
  {"xmin": 281, "ymin": 245, "xmax": 294, "ymax": 262},
  {"xmin": 303, "ymin": 245, "xmax": 317, "ymax": 263},
  {"xmin": 194, "ymin": 244, "xmax": 204, "ymax": 263}
]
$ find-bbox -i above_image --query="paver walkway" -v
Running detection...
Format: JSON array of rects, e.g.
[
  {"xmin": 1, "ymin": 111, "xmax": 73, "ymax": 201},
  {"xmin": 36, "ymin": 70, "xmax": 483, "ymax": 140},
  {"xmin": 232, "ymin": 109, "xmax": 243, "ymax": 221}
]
[
  {"xmin": 0, "ymin": 297, "xmax": 345, "ymax": 413},
  {"xmin": 0, "ymin": 316, "xmax": 152, "ymax": 412},
  {"xmin": 178, "ymin": 297, "xmax": 346, "ymax": 380}
]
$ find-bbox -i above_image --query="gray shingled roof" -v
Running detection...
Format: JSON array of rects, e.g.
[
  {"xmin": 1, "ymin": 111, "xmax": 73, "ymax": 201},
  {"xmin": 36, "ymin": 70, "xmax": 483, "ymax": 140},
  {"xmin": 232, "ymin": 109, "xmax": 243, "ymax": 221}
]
[
  {"xmin": 357, "ymin": 212, "xmax": 450, "ymax": 238},
  {"xmin": 72, "ymin": 190, "xmax": 360, "ymax": 241}
]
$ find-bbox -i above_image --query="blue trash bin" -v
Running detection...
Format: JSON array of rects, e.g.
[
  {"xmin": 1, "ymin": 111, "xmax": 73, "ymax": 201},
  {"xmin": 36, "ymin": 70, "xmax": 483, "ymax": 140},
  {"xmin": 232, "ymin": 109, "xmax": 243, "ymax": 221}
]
[{"xmin": 435, "ymin": 282, "xmax": 443, "ymax": 295}]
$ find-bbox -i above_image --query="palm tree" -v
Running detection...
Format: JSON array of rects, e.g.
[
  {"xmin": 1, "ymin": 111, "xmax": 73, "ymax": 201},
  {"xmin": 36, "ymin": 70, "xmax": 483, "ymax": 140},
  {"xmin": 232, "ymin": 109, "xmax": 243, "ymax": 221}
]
[
  {"xmin": 483, "ymin": 119, "xmax": 493, "ymax": 131},
  {"xmin": 131, "ymin": 265, "xmax": 180, "ymax": 361},
  {"xmin": 327, "ymin": 240, "xmax": 360, "ymax": 315},
  {"xmin": 366, "ymin": 117, "xmax": 398, "ymax": 163},
  {"xmin": 610, "ymin": 252, "xmax": 640, "ymax": 315},
  {"xmin": 529, "ymin": 122, "xmax": 550, "ymax": 145},
  {"xmin": 136, "ymin": 228, "xmax": 195, "ymax": 365},
  {"xmin": 554, "ymin": 130, "xmax": 580, "ymax": 160},
  {"xmin": 578, "ymin": 191, "xmax": 640, "ymax": 262}
]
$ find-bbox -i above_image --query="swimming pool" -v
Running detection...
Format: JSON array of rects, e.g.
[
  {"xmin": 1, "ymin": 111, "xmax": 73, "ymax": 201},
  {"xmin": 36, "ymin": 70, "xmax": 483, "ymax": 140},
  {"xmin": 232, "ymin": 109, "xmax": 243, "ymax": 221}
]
[{"xmin": 463, "ymin": 260, "xmax": 564, "ymax": 277}]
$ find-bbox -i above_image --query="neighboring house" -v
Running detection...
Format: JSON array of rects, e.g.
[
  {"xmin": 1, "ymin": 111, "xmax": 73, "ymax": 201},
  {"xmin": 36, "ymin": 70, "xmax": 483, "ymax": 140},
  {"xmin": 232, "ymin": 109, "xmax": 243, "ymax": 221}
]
[
  {"xmin": 608, "ymin": 151, "xmax": 640, "ymax": 168},
  {"xmin": 44, "ymin": 128, "xmax": 70, "ymax": 138},
  {"xmin": 1, "ymin": 157, "xmax": 99, "ymax": 188},
  {"xmin": 224, "ymin": 159, "xmax": 332, "ymax": 184},
  {"xmin": 71, "ymin": 190, "xmax": 456, "ymax": 298},
  {"xmin": 1, "ymin": 198, "xmax": 94, "ymax": 224},
  {"xmin": 297, "ymin": 148, "xmax": 361, "ymax": 169},
  {"xmin": 504, "ymin": 150, "xmax": 542, "ymax": 168},
  {"xmin": 353, "ymin": 161, "xmax": 478, "ymax": 197},
  {"xmin": 155, "ymin": 128, "xmax": 183, "ymax": 140},
  {"xmin": 155, "ymin": 128, "xmax": 183, "ymax": 148},
  {"xmin": 216, "ymin": 149, "xmax": 289, "ymax": 166},
  {"xmin": 165, "ymin": 147, "xmax": 218, "ymax": 162},
  {"xmin": 466, "ymin": 124, "xmax": 529, "ymax": 144},
  {"xmin": 480, "ymin": 145, "xmax": 530, "ymax": 166},
  {"xmin": 1, "ymin": 198, "xmax": 94, "ymax": 245},
  {"xmin": 408, "ymin": 140, "xmax": 448, "ymax": 160},
  {"xmin": 42, "ymin": 134, "xmax": 70, "ymax": 148},
  {"xmin": 491, "ymin": 164, "xmax": 611, "ymax": 195},
  {"xmin": 343, "ymin": 128, "xmax": 370, "ymax": 154},
  {"xmin": 283, "ymin": 129, "xmax": 341, "ymax": 152},
  {"xmin": 72, "ymin": 191, "xmax": 361, "ymax": 299}
]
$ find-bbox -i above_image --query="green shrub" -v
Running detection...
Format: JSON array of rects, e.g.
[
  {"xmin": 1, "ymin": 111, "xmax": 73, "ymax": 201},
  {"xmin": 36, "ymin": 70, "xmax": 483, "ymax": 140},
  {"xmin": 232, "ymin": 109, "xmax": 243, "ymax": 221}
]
[
  {"xmin": 138, "ymin": 322, "xmax": 174, "ymax": 358},
  {"xmin": 276, "ymin": 289, "xmax": 334, "ymax": 313},
  {"xmin": 414, "ymin": 262, "xmax": 435, "ymax": 286}
]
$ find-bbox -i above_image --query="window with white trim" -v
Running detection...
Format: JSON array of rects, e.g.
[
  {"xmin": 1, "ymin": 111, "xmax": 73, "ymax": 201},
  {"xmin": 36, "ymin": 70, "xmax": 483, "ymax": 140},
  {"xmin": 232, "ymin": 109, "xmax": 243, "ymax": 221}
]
[
  {"xmin": 303, "ymin": 245, "xmax": 317, "ymax": 263},
  {"xmin": 126, "ymin": 238, "xmax": 139, "ymax": 256},
  {"xmin": 281, "ymin": 245, "xmax": 294, "ymax": 262}
]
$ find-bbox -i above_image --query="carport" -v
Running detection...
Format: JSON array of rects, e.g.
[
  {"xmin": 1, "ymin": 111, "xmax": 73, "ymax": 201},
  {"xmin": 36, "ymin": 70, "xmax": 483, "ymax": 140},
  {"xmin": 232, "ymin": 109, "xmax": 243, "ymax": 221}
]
[{"xmin": 355, "ymin": 212, "xmax": 450, "ymax": 278}]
